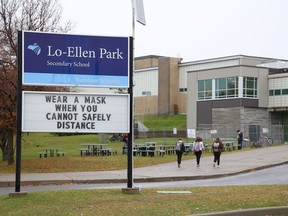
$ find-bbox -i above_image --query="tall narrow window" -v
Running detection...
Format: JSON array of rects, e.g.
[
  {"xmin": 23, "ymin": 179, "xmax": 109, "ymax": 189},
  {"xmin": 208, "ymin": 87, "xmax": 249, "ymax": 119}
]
[
  {"xmin": 215, "ymin": 78, "xmax": 226, "ymax": 98},
  {"xmin": 227, "ymin": 77, "xmax": 238, "ymax": 98},
  {"xmin": 198, "ymin": 79, "xmax": 212, "ymax": 100},
  {"xmin": 243, "ymin": 77, "xmax": 257, "ymax": 98}
]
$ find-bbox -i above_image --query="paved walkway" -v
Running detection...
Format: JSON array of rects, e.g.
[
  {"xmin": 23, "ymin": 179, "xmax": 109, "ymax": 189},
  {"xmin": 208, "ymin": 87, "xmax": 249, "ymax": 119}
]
[{"xmin": 0, "ymin": 145, "xmax": 288, "ymax": 187}]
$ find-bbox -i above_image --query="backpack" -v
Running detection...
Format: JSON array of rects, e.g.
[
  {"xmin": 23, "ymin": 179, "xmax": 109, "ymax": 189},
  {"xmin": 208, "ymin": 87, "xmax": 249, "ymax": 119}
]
[
  {"xmin": 213, "ymin": 143, "xmax": 220, "ymax": 152},
  {"xmin": 176, "ymin": 141, "xmax": 182, "ymax": 150},
  {"xmin": 176, "ymin": 141, "xmax": 185, "ymax": 152},
  {"xmin": 213, "ymin": 142, "xmax": 223, "ymax": 152},
  {"xmin": 180, "ymin": 143, "xmax": 185, "ymax": 152},
  {"xmin": 194, "ymin": 142, "xmax": 201, "ymax": 151}
]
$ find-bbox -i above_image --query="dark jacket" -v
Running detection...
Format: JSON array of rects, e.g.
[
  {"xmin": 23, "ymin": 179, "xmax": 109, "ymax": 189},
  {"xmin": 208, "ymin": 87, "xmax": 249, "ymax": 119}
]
[{"xmin": 212, "ymin": 142, "xmax": 223, "ymax": 153}]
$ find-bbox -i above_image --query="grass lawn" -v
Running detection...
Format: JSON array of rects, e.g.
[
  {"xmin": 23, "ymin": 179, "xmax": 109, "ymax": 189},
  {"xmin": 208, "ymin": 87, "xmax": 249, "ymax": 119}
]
[
  {"xmin": 137, "ymin": 114, "xmax": 186, "ymax": 130},
  {"xmin": 0, "ymin": 131, "xmax": 277, "ymax": 174},
  {"xmin": 1, "ymin": 185, "xmax": 287, "ymax": 216},
  {"xmin": 0, "ymin": 114, "xmax": 213, "ymax": 173},
  {"xmin": 0, "ymin": 132, "xmax": 193, "ymax": 174}
]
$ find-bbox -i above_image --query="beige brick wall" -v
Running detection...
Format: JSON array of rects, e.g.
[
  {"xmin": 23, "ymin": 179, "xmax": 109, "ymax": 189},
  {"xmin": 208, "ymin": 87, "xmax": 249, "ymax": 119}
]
[
  {"xmin": 134, "ymin": 55, "xmax": 160, "ymax": 69},
  {"xmin": 134, "ymin": 96, "xmax": 158, "ymax": 115},
  {"xmin": 177, "ymin": 93, "xmax": 187, "ymax": 114},
  {"xmin": 134, "ymin": 56, "xmax": 183, "ymax": 115}
]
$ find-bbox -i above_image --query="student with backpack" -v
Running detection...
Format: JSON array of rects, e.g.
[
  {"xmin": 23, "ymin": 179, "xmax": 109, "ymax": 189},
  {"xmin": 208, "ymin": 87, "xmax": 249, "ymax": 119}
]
[
  {"xmin": 237, "ymin": 130, "xmax": 243, "ymax": 150},
  {"xmin": 192, "ymin": 136, "xmax": 205, "ymax": 167},
  {"xmin": 212, "ymin": 137, "xmax": 224, "ymax": 168},
  {"xmin": 175, "ymin": 138, "xmax": 185, "ymax": 167}
]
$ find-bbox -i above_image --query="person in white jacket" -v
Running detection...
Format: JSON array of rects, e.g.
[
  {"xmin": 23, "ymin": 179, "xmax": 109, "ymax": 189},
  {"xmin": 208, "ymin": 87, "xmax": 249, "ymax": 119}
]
[{"xmin": 192, "ymin": 136, "xmax": 205, "ymax": 167}]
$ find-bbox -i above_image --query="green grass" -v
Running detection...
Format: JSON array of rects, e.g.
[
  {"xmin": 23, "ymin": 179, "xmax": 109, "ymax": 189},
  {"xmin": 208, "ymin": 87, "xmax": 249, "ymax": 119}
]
[
  {"xmin": 136, "ymin": 114, "xmax": 186, "ymax": 130},
  {"xmin": 1, "ymin": 185, "xmax": 287, "ymax": 215},
  {"xmin": 0, "ymin": 132, "xmax": 192, "ymax": 174},
  {"xmin": 0, "ymin": 131, "xmax": 277, "ymax": 174}
]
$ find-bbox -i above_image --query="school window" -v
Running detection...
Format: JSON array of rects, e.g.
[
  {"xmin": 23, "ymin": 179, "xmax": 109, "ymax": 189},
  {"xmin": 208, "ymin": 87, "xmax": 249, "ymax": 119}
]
[
  {"xmin": 269, "ymin": 89, "xmax": 288, "ymax": 96},
  {"xmin": 198, "ymin": 79, "xmax": 212, "ymax": 100},
  {"xmin": 243, "ymin": 77, "xmax": 257, "ymax": 98},
  {"xmin": 269, "ymin": 90, "xmax": 274, "ymax": 96},
  {"xmin": 198, "ymin": 76, "xmax": 257, "ymax": 100},
  {"xmin": 142, "ymin": 91, "xmax": 151, "ymax": 96},
  {"xmin": 275, "ymin": 89, "xmax": 281, "ymax": 96},
  {"xmin": 215, "ymin": 77, "xmax": 238, "ymax": 99},
  {"xmin": 282, "ymin": 89, "xmax": 288, "ymax": 95},
  {"xmin": 179, "ymin": 88, "xmax": 187, "ymax": 92}
]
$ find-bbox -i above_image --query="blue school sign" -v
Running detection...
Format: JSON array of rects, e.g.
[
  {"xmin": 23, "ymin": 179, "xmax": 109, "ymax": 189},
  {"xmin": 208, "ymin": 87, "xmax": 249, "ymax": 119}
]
[{"xmin": 23, "ymin": 31, "xmax": 130, "ymax": 87}]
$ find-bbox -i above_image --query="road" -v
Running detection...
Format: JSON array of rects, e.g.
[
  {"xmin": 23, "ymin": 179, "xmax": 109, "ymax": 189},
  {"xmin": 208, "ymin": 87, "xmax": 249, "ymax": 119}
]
[{"xmin": 0, "ymin": 164, "xmax": 287, "ymax": 195}]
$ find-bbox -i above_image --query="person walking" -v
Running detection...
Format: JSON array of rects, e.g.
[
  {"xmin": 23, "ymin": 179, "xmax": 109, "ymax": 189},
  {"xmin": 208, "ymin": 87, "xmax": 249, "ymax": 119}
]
[
  {"xmin": 122, "ymin": 134, "xmax": 128, "ymax": 154},
  {"xmin": 175, "ymin": 138, "xmax": 185, "ymax": 167},
  {"xmin": 237, "ymin": 130, "xmax": 243, "ymax": 150},
  {"xmin": 192, "ymin": 136, "xmax": 205, "ymax": 167},
  {"xmin": 212, "ymin": 137, "xmax": 224, "ymax": 168}
]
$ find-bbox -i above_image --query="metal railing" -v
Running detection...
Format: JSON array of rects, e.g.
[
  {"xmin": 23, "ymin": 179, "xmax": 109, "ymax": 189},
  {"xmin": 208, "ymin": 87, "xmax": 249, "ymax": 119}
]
[{"xmin": 135, "ymin": 124, "xmax": 285, "ymax": 144}]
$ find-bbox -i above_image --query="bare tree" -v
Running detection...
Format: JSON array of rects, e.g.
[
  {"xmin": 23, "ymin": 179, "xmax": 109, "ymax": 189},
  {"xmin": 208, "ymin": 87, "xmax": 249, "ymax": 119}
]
[{"xmin": 0, "ymin": 0, "xmax": 73, "ymax": 165}]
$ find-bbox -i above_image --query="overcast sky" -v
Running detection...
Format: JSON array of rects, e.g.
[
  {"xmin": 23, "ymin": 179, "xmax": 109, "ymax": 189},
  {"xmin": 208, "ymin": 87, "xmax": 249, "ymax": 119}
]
[{"xmin": 59, "ymin": 0, "xmax": 288, "ymax": 62}]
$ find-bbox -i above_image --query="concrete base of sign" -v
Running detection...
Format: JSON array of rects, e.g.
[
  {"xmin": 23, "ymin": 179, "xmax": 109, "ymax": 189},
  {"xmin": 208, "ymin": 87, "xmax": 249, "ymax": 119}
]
[
  {"xmin": 9, "ymin": 191, "xmax": 28, "ymax": 197},
  {"xmin": 122, "ymin": 187, "xmax": 141, "ymax": 194}
]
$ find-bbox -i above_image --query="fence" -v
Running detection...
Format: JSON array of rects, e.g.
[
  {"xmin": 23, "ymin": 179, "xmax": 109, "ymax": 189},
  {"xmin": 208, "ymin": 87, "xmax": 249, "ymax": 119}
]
[{"xmin": 135, "ymin": 124, "xmax": 285, "ymax": 144}]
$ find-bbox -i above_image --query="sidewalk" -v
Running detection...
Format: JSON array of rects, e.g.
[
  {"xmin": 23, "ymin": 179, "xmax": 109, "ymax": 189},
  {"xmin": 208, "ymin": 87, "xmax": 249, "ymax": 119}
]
[{"xmin": 0, "ymin": 145, "xmax": 288, "ymax": 187}]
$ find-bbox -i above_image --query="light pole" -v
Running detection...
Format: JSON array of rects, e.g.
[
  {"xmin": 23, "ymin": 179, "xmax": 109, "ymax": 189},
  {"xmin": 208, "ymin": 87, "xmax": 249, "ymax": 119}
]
[{"xmin": 122, "ymin": 0, "xmax": 146, "ymax": 193}]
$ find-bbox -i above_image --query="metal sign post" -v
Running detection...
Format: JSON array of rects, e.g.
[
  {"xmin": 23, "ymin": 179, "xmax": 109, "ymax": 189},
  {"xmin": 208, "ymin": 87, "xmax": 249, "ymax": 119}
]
[
  {"xmin": 127, "ymin": 37, "xmax": 134, "ymax": 189},
  {"xmin": 15, "ymin": 31, "xmax": 23, "ymax": 193}
]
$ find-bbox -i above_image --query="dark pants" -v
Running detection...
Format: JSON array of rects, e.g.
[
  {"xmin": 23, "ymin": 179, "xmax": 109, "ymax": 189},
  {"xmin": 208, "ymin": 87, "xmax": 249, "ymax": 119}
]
[
  {"xmin": 194, "ymin": 151, "xmax": 202, "ymax": 165},
  {"xmin": 238, "ymin": 140, "xmax": 242, "ymax": 150},
  {"xmin": 176, "ymin": 150, "xmax": 183, "ymax": 165},
  {"xmin": 213, "ymin": 152, "xmax": 221, "ymax": 165}
]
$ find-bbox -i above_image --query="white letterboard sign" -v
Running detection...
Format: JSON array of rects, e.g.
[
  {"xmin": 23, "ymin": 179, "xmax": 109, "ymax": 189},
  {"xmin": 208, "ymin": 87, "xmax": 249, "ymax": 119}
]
[{"xmin": 22, "ymin": 91, "xmax": 129, "ymax": 133}]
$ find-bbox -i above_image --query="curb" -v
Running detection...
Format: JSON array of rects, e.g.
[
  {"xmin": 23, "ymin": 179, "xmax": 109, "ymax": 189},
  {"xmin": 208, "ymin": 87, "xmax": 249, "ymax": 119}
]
[{"xmin": 193, "ymin": 206, "xmax": 288, "ymax": 216}]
